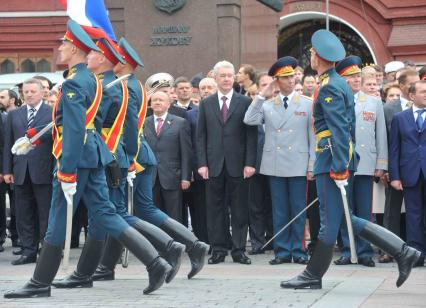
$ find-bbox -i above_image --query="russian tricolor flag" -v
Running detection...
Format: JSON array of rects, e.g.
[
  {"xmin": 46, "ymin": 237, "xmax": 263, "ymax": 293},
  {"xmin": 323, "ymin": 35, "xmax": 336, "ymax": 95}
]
[{"xmin": 60, "ymin": 0, "xmax": 116, "ymax": 41}]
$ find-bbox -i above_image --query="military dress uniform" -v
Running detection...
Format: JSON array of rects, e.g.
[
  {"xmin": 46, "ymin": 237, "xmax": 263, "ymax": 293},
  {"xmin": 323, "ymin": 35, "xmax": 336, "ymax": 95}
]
[
  {"xmin": 51, "ymin": 37, "xmax": 176, "ymax": 294},
  {"xmin": 3, "ymin": 21, "xmax": 172, "ymax": 299},
  {"xmin": 244, "ymin": 56, "xmax": 315, "ymax": 264},
  {"xmin": 92, "ymin": 37, "xmax": 209, "ymax": 282},
  {"xmin": 280, "ymin": 29, "xmax": 421, "ymax": 290},
  {"xmin": 335, "ymin": 56, "xmax": 388, "ymax": 266}
]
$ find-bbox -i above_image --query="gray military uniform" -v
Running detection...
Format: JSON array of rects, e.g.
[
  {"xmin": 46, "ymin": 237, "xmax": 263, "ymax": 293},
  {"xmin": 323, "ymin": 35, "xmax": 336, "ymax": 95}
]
[
  {"xmin": 244, "ymin": 93, "xmax": 315, "ymax": 177},
  {"xmin": 354, "ymin": 91, "xmax": 388, "ymax": 175}
]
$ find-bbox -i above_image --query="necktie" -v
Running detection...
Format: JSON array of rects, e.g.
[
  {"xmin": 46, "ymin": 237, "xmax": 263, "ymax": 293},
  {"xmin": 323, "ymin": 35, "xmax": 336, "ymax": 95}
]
[
  {"xmin": 156, "ymin": 117, "xmax": 164, "ymax": 136},
  {"xmin": 416, "ymin": 109, "xmax": 426, "ymax": 131},
  {"xmin": 221, "ymin": 96, "xmax": 228, "ymax": 122},
  {"xmin": 283, "ymin": 96, "xmax": 288, "ymax": 109},
  {"xmin": 27, "ymin": 107, "xmax": 36, "ymax": 128}
]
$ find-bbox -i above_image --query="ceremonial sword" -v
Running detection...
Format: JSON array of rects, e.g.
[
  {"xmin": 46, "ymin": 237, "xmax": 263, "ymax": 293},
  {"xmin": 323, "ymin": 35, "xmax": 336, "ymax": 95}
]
[
  {"xmin": 328, "ymin": 138, "xmax": 358, "ymax": 264},
  {"xmin": 261, "ymin": 197, "xmax": 319, "ymax": 251},
  {"xmin": 122, "ymin": 182, "xmax": 134, "ymax": 268}
]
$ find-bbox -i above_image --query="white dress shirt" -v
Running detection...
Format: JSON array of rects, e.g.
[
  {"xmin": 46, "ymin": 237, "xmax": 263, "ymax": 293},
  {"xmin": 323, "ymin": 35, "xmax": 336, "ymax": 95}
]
[
  {"xmin": 154, "ymin": 112, "xmax": 168, "ymax": 131},
  {"xmin": 279, "ymin": 91, "xmax": 295, "ymax": 108},
  {"xmin": 27, "ymin": 100, "xmax": 43, "ymax": 119},
  {"xmin": 217, "ymin": 90, "xmax": 233, "ymax": 109},
  {"xmin": 400, "ymin": 96, "xmax": 411, "ymax": 111},
  {"xmin": 412, "ymin": 105, "xmax": 426, "ymax": 122}
]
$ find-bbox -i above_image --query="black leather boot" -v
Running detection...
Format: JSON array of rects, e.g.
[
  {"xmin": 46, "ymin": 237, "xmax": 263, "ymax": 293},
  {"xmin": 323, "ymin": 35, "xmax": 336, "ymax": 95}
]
[
  {"xmin": 52, "ymin": 237, "xmax": 104, "ymax": 288},
  {"xmin": 132, "ymin": 220, "xmax": 185, "ymax": 283},
  {"xmin": 92, "ymin": 236, "xmax": 123, "ymax": 281},
  {"xmin": 4, "ymin": 242, "xmax": 62, "ymax": 298},
  {"xmin": 118, "ymin": 227, "xmax": 171, "ymax": 294},
  {"xmin": 161, "ymin": 218, "xmax": 209, "ymax": 279},
  {"xmin": 280, "ymin": 240, "xmax": 333, "ymax": 289},
  {"xmin": 359, "ymin": 222, "xmax": 421, "ymax": 287}
]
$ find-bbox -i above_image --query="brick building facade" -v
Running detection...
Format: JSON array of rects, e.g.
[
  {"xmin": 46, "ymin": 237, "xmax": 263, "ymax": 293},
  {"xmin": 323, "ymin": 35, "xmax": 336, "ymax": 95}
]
[{"xmin": 0, "ymin": 0, "xmax": 425, "ymax": 79}]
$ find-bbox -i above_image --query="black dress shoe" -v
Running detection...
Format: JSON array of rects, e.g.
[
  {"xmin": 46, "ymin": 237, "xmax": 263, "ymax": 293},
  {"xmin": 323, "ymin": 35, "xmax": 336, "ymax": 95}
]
[
  {"xmin": 12, "ymin": 255, "xmax": 37, "ymax": 266},
  {"xmin": 92, "ymin": 265, "xmax": 115, "ymax": 281},
  {"xmin": 269, "ymin": 256, "xmax": 291, "ymax": 265},
  {"xmin": 280, "ymin": 270, "xmax": 322, "ymax": 289},
  {"xmin": 333, "ymin": 256, "xmax": 352, "ymax": 265},
  {"xmin": 358, "ymin": 257, "xmax": 375, "ymax": 267},
  {"xmin": 208, "ymin": 253, "xmax": 226, "ymax": 264},
  {"xmin": 52, "ymin": 272, "xmax": 93, "ymax": 288},
  {"xmin": 0, "ymin": 244, "xmax": 4, "ymax": 252},
  {"xmin": 248, "ymin": 248, "xmax": 264, "ymax": 255},
  {"xmin": 231, "ymin": 252, "xmax": 251, "ymax": 265},
  {"xmin": 293, "ymin": 257, "xmax": 309, "ymax": 265},
  {"xmin": 13, "ymin": 248, "xmax": 23, "ymax": 255},
  {"xmin": 4, "ymin": 279, "xmax": 50, "ymax": 298},
  {"xmin": 11, "ymin": 240, "xmax": 20, "ymax": 248}
]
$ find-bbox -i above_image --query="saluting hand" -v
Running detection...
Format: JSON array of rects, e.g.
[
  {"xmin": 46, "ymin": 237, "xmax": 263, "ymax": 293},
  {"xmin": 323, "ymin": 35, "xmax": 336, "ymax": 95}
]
[{"xmin": 259, "ymin": 79, "xmax": 278, "ymax": 100}]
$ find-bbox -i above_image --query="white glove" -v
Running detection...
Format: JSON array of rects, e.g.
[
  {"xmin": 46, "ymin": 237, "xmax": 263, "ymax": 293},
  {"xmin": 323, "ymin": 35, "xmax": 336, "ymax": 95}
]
[
  {"xmin": 61, "ymin": 182, "xmax": 77, "ymax": 205},
  {"xmin": 127, "ymin": 170, "xmax": 136, "ymax": 187},
  {"xmin": 11, "ymin": 136, "xmax": 34, "ymax": 155},
  {"xmin": 334, "ymin": 179, "xmax": 348, "ymax": 195}
]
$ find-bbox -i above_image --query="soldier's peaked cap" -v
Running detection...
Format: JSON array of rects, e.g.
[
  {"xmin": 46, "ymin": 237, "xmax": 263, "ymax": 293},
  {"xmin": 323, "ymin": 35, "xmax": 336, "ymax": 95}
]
[
  {"xmin": 62, "ymin": 20, "xmax": 100, "ymax": 53},
  {"xmin": 311, "ymin": 29, "xmax": 346, "ymax": 62},
  {"xmin": 96, "ymin": 38, "xmax": 125, "ymax": 65},
  {"xmin": 336, "ymin": 55, "xmax": 362, "ymax": 76},
  {"xmin": 118, "ymin": 37, "xmax": 144, "ymax": 68},
  {"xmin": 268, "ymin": 56, "xmax": 298, "ymax": 77}
]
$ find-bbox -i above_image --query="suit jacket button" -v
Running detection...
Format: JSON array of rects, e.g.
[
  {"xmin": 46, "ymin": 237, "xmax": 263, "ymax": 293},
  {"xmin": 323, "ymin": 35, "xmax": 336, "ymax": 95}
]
[
  {"xmin": 277, "ymin": 146, "xmax": 280, "ymax": 150},
  {"xmin": 289, "ymin": 129, "xmax": 293, "ymax": 133},
  {"xmin": 277, "ymin": 129, "xmax": 281, "ymax": 132},
  {"xmin": 288, "ymin": 146, "xmax": 292, "ymax": 150},
  {"xmin": 361, "ymin": 144, "xmax": 365, "ymax": 147}
]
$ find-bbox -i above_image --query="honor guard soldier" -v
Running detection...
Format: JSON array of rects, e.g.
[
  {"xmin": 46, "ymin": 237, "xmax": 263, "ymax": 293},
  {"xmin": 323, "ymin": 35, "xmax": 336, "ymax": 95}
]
[
  {"xmin": 280, "ymin": 29, "xmax": 421, "ymax": 290},
  {"xmin": 4, "ymin": 20, "xmax": 172, "ymax": 299},
  {"xmin": 244, "ymin": 56, "xmax": 315, "ymax": 265},
  {"xmin": 51, "ymin": 35, "xmax": 176, "ymax": 294},
  {"xmin": 92, "ymin": 37, "xmax": 209, "ymax": 282},
  {"xmin": 334, "ymin": 56, "xmax": 388, "ymax": 267}
]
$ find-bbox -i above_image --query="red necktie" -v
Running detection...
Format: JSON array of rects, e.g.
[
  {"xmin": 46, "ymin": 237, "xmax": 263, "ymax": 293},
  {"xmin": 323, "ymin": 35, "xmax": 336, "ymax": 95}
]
[
  {"xmin": 221, "ymin": 96, "xmax": 228, "ymax": 122},
  {"xmin": 156, "ymin": 118, "xmax": 164, "ymax": 136}
]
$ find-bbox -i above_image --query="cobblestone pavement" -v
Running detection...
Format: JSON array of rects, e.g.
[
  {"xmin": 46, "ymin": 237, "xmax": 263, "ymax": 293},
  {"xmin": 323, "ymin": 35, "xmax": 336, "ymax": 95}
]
[{"xmin": 0, "ymin": 240, "xmax": 425, "ymax": 308}]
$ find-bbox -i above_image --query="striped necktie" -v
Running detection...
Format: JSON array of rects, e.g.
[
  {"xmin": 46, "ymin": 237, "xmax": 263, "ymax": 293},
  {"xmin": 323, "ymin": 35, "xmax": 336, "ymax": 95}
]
[{"xmin": 27, "ymin": 107, "xmax": 36, "ymax": 128}]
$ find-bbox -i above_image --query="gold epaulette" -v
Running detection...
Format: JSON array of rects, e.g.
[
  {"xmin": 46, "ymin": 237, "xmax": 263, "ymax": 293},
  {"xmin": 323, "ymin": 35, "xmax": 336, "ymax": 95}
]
[{"xmin": 301, "ymin": 94, "xmax": 313, "ymax": 100}]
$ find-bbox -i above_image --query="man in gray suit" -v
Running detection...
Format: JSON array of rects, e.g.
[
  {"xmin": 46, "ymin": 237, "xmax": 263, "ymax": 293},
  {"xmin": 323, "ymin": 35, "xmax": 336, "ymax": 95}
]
[
  {"xmin": 334, "ymin": 56, "xmax": 388, "ymax": 267},
  {"xmin": 244, "ymin": 57, "xmax": 315, "ymax": 265},
  {"xmin": 3, "ymin": 78, "xmax": 53, "ymax": 265},
  {"xmin": 381, "ymin": 69, "xmax": 419, "ymax": 263},
  {"xmin": 143, "ymin": 91, "xmax": 192, "ymax": 223}
]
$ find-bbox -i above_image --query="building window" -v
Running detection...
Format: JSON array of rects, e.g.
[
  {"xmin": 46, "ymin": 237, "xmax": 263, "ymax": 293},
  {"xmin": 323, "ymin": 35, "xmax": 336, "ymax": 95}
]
[
  {"xmin": 0, "ymin": 59, "xmax": 15, "ymax": 74},
  {"xmin": 36, "ymin": 59, "xmax": 51, "ymax": 72},
  {"xmin": 21, "ymin": 59, "xmax": 36, "ymax": 72}
]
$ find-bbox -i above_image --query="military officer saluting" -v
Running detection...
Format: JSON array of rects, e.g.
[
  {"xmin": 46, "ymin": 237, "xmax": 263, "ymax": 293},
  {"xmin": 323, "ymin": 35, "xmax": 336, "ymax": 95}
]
[
  {"xmin": 92, "ymin": 37, "xmax": 209, "ymax": 282},
  {"xmin": 281, "ymin": 29, "xmax": 420, "ymax": 290},
  {"xmin": 244, "ymin": 56, "xmax": 315, "ymax": 265},
  {"xmin": 4, "ymin": 20, "xmax": 172, "ymax": 299},
  {"xmin": 334, "ymin": 56, "xmax": 388, "ymax": 267}
]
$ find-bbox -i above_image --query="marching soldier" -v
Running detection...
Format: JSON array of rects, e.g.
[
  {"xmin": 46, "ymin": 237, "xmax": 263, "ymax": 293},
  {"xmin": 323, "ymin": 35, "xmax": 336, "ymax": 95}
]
[
  {"xmin": 280, "ymin": 29, "xmax": 420, "ymax": 290},
  {"xmin": 4, "ymin": 20, "xmax": 172, "ymax": 299},
  {"xmin": 51, "ymin": 35, "xmax": 181, "ymax": 294},
  {"xmin": 334, "ymin": 56, "xmax": 388, "ymax": 267},
  {"xmin": 244, "ymin": 56, "xmax": 315, "ymax": 265},
  {"xmin": 92, "ymin": 38, "xmax": 209, "ymax": 282}
]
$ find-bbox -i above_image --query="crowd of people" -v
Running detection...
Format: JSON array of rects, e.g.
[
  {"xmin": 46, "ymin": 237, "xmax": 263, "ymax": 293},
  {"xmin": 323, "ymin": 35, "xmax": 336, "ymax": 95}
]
[{"xmin": 0, "ymin": 42, "xmax": 425, "ymax": 272}]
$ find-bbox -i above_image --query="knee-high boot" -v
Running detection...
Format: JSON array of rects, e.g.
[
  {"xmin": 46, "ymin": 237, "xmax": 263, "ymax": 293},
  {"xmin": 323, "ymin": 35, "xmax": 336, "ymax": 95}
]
[
  {"xmin": 359, "ymin": 222, "xmax": 421, "ymax": 287},
  {"xmin": 4, "ymin": 242, "xmax": 63, "ymax": 298},
  {"xmin": 52, "ymin": 237, "xmax": 104, "ymax": 288},
  {"xmin": 161, "ymin": 218, "xmax": 209, "ymax": 279},
  {"xmin": 280, "ymin": 240, "xmax": 334, "ymax": 289},
  {"xmin": 118, "ymin": 226, "xmax": 172, "ymax": 294},
  {"xmin": 132, "ymin": 220, "xmax": 185, "ymax": 283},
  {"xmin": 92, "ymin": 235, "xmax": 123, "ymax": 281}
]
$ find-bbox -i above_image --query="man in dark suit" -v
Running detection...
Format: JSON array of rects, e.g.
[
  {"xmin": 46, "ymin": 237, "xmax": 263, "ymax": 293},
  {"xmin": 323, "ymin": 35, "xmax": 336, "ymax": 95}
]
[
  {"xmin": 197, "ymin": 60, "xmax": 257, "ymax": 265},
  {"xmin": 3, "ymin": 78, "xmax": 53, "ymax": 265},
  {"xmin": 144, "ymin": 91, "xmax": 192, "ymax": 223},
  {"xmin": 389, "ymin": 80, "xmax": 426, "ymax": 267},
  {"xmin": 382, "ymin": 69, "xmax": 419, "ymax": 263}
]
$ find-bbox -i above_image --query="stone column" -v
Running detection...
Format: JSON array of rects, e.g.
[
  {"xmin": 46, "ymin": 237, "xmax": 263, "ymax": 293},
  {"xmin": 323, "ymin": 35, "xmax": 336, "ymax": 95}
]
[{"xmin": 216, "ymin": 0, "xmax": 242, "ymax": 67}]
